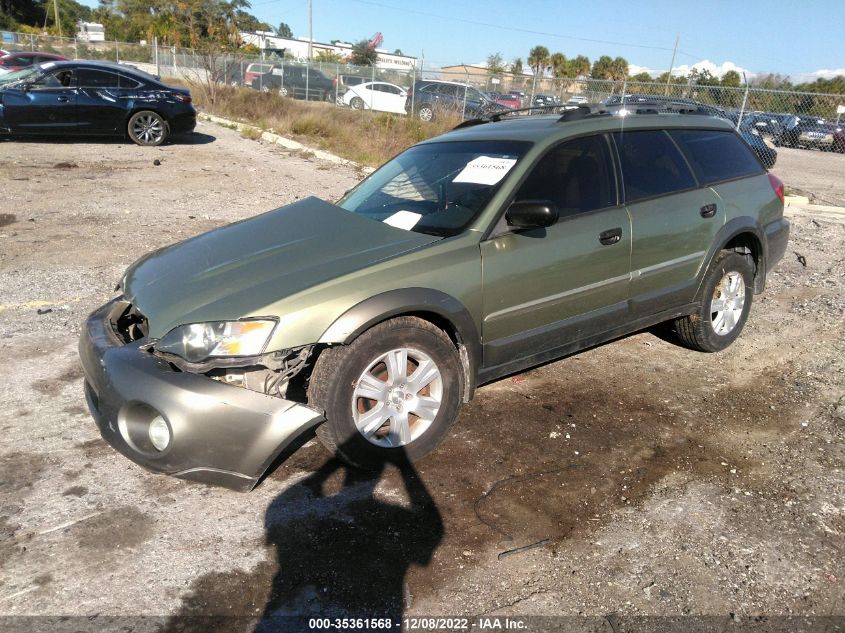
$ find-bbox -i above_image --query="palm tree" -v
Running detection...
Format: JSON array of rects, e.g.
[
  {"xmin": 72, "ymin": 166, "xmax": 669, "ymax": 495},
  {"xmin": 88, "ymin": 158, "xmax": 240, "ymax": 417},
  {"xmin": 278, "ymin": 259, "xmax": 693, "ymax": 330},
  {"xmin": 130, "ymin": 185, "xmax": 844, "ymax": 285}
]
[
  {"xmin": 550, "ymin": 52, "xmax": 568, "ymax": 78},
  {"xmin": 569, "ymin": 55, "xmax": 591, "ymax": 78},
  {"xmin": 527, "ymin": 45, "xmax": 550, "ymax": 77}
]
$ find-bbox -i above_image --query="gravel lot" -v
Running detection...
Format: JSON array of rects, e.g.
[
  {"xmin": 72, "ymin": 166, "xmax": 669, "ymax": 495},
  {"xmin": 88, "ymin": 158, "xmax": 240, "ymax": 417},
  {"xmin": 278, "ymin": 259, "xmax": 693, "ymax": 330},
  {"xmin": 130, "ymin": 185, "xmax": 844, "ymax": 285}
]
[{"xmin": 1, "ymin": 124, "xmax": 843, "ymax": 630}]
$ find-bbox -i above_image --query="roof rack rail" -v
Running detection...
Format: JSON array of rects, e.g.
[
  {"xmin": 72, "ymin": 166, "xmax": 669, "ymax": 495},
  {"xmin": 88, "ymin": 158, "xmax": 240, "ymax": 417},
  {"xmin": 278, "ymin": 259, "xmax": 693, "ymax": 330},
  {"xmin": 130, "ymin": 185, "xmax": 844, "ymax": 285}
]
[{"xmin": 451, "ymin": 100, "xmax": 721, "ymax": 131}]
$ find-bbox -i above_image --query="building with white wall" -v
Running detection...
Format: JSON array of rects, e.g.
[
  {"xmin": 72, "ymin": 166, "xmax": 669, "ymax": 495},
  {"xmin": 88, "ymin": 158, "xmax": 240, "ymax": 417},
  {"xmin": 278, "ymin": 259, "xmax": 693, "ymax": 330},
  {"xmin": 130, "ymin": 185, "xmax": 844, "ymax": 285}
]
[
  {"xmin": 239, "ymin": 31, "xmax": 417, "ymax": 70},
  {"xmin": 76, "ymin": 21, "xmax": 105, "ymax": 42}
]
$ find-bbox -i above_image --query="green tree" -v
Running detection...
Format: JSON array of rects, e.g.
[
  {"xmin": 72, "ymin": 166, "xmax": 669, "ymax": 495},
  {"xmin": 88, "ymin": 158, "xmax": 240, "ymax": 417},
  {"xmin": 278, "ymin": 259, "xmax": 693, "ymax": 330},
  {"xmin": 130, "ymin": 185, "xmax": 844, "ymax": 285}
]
[
  {"xmin": 611, "ymin": 56, "xmax": 629, "ymax": 80},
  {"xmin": 527, "ymin": 45, "xmax": 550, "ymax": 77},
  {"xmin": 508, "ymin": 57, "xmax": 523, "ymax": 75},
  {"xmin": 276, "ymin": 21, "xmax": 292, "ymax": 37},
  {"xmin": 393, "ymin": 48, "xmax": 402, "ymax": 55},
  {"xmin": 486, "ymin": 51, "xmax": 505, "ymax": 75},
  {"xmin": 720, "ymin": 70, "xmax": 741, "ymax": 88},
  {"xmin": 350, "ymin": 38, "xmax": 377, "ymax": 66},
  {"xmin": 590, "ymin": 55, "xmax": 614, "ymax": 79},
  {"xmin": 315, "ymin": 49, "xmax": 342, "ymax": 63},
  {"xmin": 234, "ymin": 9, "xmax": 272, "ymax": 33},
  {"xmin": 630, "ymin": 71, "xmax": 652, "ymax": 82},
  {"xmin": 549, "ymin": 51, "xmax": 568, "ymax": 78},
  {"xmin": 568, "ymin": 54, "xmax": 590, "ymax": 77}
]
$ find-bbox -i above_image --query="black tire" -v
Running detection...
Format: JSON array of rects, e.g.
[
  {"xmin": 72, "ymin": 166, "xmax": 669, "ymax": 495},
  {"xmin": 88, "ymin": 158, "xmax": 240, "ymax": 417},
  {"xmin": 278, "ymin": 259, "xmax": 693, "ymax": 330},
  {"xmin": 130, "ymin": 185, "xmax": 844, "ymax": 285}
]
[
  {"xmin": 673, "ymin": 250, "xmax": 754, "ymax": 352},
  {"xmin": 418, "ymin": 104, "xmax": 435, "ymax": 122},
  {"xmin": 350, "ymin": 96, "xmax": 365, "ymax": 110},
  {"xmin": 278, "ymin": 85, "xmax": 289, "ymax": 97},
  {"xmin": 307, "ymin": 317, "xmax": 463, "ymax": 469},
  {"xmin": 127, "ymin": 110, "xmax": 168, "ymax": 146}
]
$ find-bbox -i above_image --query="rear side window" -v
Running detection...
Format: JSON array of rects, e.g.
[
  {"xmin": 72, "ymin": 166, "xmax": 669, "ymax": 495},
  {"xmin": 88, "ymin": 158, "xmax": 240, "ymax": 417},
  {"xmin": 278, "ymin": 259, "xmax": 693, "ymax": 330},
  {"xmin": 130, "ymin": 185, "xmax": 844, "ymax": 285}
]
[
  {"xmin": 516, "ymin": 134, "xmax": 617, "ymax": 218},
  {"xmin": 613, "ymin": 130, "xmax": 696, "ymax": 203},
  {"xmin": 670, "ymin": 129, "xmax": 763, "ymax": 184},
  {"xmin": 78, "ymin": 69, "xmax": 120, "ymax": 88}
]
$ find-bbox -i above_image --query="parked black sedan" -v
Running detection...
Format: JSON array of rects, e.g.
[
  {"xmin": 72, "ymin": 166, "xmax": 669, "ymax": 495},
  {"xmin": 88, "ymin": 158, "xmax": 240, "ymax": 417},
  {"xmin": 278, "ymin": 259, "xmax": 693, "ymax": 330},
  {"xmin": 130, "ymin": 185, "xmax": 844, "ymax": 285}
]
[{"xmin": 0, "ymin": 60, "xmax": 196, "ymax": 146}]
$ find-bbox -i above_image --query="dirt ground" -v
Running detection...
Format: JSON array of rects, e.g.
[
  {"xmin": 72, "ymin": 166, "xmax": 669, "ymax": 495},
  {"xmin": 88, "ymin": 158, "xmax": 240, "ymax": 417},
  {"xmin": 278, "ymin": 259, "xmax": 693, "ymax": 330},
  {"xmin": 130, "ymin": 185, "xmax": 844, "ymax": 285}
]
[{"xmin": 0, "ymin": 124, "xmax": 843, "ymax": 631}]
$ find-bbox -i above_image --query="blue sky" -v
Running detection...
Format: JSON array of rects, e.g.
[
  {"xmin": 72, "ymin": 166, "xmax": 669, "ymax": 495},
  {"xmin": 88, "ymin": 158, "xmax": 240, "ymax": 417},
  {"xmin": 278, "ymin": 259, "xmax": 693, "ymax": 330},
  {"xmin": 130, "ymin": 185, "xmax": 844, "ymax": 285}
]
[{"xmin": 77, "ymin": 0, "xmax": 845, "ymax": 80}]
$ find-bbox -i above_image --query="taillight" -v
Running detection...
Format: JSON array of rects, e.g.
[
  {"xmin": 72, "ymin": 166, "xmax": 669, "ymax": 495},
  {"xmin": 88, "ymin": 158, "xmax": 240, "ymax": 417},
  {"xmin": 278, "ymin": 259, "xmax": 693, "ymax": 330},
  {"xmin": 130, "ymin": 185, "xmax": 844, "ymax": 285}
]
[
  {"xmin": 173, "ymin": 93, "xmax": 192, "ymax": 103},
  {"xmin": 768, "ymin": 173, "xmax": 784, "ymax": 205}
]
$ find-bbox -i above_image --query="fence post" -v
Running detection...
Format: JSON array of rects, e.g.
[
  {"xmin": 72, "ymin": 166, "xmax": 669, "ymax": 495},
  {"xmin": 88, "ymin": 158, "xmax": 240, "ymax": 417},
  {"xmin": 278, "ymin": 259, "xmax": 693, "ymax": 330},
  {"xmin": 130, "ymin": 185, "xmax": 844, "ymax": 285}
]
[
  {"xmin": 462, "ymin": 70, "xmax": 469, "ymax": 119},
  {"xmin": 30, "ymin": 34, "xmax": 35, "ymax": 51},
  {"xmin": 410, "ymin": 62, "xmax": 416, "ymax": 120},
  {"xmin": 335, "ymin": 62, "xmax": 340, "ymax": 105},
  {"xmin": 530, "ymin": 70, "xmax": 537, "ymax": 110},
  {"xmin": 736, "ymin": 72, "xmax": 750, "ymax": 131},
  {"xmin": 115, "ymin": 40, "xmax": 119, "ymax": 63}
]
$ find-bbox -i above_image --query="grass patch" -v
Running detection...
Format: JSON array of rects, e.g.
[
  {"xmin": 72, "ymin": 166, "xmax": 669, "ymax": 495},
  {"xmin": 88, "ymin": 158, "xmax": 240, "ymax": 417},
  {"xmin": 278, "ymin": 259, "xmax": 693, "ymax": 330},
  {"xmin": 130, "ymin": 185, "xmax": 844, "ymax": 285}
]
[
  {"xmin": 187, "ymin": 85, "xmax": 461, "ymax": 166},
  {"xmin": 239, "ymin": 126, "xmax": 263, "ymax": 141}
]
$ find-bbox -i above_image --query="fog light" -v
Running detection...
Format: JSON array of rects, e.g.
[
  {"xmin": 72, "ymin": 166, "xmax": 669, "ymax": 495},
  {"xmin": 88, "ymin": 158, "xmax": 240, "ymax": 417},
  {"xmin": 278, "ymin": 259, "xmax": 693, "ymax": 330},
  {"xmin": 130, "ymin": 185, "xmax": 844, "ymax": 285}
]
[{"xmin": 148, "ymin": 415, "xmax": 171, "ymax": 451}]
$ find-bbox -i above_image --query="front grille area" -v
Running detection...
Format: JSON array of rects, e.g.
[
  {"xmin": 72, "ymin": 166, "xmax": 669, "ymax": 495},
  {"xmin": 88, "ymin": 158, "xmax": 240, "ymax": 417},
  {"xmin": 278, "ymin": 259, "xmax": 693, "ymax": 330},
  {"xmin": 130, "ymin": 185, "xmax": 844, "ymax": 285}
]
[{"xmin": 113, "ymin": 301, "xmax": 149, "ymax": 344}]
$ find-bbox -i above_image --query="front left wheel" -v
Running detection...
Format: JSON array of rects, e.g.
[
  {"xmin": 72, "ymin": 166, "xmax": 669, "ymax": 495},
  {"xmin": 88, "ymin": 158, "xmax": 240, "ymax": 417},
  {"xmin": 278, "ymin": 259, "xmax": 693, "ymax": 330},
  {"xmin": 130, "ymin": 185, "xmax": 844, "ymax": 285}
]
[
  {"xmin": 307, "ymin": 317, "xmax": 463, "ymax": 469},
  {"xmin": 127, "ymin": 110, "xmax": 168, "ymax": 146}
]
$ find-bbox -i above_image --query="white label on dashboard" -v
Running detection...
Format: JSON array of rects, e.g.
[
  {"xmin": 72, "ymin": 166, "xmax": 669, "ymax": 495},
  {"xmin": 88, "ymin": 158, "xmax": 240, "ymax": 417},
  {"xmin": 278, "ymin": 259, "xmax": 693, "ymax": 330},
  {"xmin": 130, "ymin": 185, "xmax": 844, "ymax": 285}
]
[
  {"xmin": 453, "ymin": 156, "xmax": 517, "ymax": 185},
  {"xmin": 383, "ymin": 210, "xmax": 422, "ymax": 230}
]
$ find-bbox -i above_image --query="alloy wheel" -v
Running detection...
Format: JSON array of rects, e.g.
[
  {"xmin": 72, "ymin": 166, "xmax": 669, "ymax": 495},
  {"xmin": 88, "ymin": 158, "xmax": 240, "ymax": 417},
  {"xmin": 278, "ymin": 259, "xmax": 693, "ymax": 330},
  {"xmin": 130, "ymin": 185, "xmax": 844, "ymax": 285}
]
[
  {"xmin": 710, "ymin": 271, "xmax": 746, "ymax": 335},
  {"xmin": 351, "ymin": 347, "xmax": 443, "ymax": 448}
]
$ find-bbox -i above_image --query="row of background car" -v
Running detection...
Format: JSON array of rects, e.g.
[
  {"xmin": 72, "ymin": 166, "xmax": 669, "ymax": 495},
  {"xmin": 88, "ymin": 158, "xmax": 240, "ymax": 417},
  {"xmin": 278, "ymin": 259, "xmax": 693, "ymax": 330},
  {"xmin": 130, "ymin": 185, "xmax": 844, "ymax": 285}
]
[
  {"xmin": 236, "ymin": 61, "xmax": 844, "ymax": 155},
  {"xmin": 4, "ymin": 51, "xmax": 842, "ymax": 158}
]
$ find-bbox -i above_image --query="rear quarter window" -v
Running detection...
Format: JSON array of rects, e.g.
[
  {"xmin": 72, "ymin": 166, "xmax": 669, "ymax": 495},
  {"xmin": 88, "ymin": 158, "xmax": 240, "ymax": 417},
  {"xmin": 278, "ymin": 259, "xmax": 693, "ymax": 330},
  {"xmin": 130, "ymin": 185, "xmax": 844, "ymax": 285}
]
[
  {"xmin": 612, "ymin": 130, "xmax": 697, "ymax": 203},
  {"xmin": 670, "ymin": 129, "xmax": 764, "ymax": 184}
]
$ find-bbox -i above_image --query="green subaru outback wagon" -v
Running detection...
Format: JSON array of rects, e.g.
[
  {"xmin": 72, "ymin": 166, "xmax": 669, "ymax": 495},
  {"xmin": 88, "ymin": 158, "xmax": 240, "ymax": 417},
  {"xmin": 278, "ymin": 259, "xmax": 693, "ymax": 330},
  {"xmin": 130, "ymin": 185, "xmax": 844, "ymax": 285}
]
[{"xmin": 79, "ymin": 104, "xmax": 789, "ymax": 490}]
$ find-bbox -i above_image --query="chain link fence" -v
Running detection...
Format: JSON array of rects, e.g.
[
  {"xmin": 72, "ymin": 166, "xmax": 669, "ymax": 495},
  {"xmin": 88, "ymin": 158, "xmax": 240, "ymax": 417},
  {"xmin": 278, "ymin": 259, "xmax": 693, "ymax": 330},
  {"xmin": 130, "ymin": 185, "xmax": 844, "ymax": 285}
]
[{"xmin": 4, "ymin": 30, "xmax": 845, "ymax": 168}]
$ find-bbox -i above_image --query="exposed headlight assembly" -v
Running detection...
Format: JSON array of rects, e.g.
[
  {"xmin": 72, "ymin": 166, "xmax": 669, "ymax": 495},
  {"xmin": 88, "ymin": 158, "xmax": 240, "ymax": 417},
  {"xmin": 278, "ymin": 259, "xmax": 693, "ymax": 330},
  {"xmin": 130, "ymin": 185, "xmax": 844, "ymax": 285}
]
[{"xmin": 156, "ymin": 319, "xmax": 277, "ymax": 362}]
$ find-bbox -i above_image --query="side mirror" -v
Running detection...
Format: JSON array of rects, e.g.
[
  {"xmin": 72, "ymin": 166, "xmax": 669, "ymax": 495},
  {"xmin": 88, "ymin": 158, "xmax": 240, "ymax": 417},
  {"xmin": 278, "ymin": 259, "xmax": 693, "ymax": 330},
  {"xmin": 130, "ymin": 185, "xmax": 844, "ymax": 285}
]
[{"xmin": 505, "ymin": 200, "xmax": 559, "ymax": 230}]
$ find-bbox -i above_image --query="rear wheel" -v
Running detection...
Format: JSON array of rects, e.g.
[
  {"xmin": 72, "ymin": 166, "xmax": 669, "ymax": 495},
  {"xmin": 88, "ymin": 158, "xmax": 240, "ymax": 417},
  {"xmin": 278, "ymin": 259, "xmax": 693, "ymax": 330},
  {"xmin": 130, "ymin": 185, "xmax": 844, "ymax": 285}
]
[
  {"xmin": 418, "ymin": 104, "xmax": 434, "ymax": 122},
  {"xmin": 307, "ymin": 317, "xmax": 463, "ymax": 469},
  {"xmin": 673, "ymin": 250, "xmax": 754, "ymax": 352},
  {"xmin": 127, "ymin": 110, "xmax": 168, "ymax": 146},
  {"xmin": 350, "ymin": 96, "xmax": 365, "ymax": 110},
  {"xmin": 278, "ymin": 86, "xmax": 289, "ymax": 97}
]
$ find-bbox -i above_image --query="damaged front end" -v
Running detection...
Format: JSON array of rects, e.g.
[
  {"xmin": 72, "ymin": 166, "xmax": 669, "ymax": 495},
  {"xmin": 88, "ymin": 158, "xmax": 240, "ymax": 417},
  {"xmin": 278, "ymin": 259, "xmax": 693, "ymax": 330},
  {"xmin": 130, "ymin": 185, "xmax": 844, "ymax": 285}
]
[{"xmin": 78, "ymin": 298, "xmax": 325, "ymax": 491}]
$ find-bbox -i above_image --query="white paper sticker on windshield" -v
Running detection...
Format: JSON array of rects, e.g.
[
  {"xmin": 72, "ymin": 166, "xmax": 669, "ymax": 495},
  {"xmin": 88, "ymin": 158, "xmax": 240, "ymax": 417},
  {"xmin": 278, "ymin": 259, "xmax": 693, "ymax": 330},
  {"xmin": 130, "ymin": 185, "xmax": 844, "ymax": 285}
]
[
  {"xmin": 40, "ymin": 62, "xmax": 56, "ymax": 70},
  {"xmin": 453, "ymin": 156, "xmax": 517, "ymax": 186},
  {"xmin": 383, "ymin": 211, "xmax": 422, "ymax": 231}
]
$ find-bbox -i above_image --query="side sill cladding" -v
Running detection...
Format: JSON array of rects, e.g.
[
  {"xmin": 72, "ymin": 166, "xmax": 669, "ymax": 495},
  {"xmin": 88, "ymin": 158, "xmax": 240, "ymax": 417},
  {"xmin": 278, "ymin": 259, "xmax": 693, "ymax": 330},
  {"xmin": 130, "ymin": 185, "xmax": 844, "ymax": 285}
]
[{"xmin": 318, "ymin": 288, "xmax": 481, "ymax": 401}]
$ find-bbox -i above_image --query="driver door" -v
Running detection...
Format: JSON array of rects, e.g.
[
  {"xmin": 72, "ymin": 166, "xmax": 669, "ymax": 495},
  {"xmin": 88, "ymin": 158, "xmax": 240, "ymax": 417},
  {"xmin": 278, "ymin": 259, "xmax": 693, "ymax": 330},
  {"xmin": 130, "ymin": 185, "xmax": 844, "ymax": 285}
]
[
  {"xmin": 4, "ymin": 67, "xmax": 77, "ymax": 134},
  {"xmin": 480, "ymin": 134, "xmax": 632, "ymax": 370}
]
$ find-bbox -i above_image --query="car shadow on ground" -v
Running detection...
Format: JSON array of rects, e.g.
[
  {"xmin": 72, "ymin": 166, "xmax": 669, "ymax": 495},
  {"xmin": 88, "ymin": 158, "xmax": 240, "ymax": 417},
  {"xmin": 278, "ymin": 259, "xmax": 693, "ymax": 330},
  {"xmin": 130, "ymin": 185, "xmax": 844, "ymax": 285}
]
[
  {"xmin": 0, "ymin": 132, "xmax": 216, "ymax": 146},
  {"xmin": 160, "ymin": 441, "xmax": 443, "ymax": 633}
]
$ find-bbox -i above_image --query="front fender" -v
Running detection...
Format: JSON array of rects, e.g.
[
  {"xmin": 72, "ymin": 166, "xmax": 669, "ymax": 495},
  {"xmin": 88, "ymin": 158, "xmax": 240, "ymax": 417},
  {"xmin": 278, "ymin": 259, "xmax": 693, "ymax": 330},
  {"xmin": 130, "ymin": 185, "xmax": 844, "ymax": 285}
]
[{"xmin": 319, "ymin": 287, "xmax": 481, "ymax": 400}]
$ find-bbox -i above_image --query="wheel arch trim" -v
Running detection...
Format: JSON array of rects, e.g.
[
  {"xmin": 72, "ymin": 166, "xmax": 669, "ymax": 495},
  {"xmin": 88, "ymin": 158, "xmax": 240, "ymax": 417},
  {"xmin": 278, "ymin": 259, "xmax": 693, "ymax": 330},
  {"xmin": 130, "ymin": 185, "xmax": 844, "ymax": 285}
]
[
  {"xmin": 318, "ymin": 288, "xmax": 481, "ymax": 400},
  {"xmin": 697, "ymin": 217, "xmax": 767, "ymax": 297}
]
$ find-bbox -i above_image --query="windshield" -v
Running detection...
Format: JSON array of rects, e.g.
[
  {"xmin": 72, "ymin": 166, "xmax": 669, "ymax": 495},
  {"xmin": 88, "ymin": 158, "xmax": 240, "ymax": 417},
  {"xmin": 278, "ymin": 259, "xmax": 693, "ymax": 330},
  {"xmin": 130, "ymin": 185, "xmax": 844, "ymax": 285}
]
[
  {"xmin": 339, "ymin": 140, "xmax": 530, "ymax": 237},
  {"xmin": 0, "ymin": 65, "xmax": 41, "ymax": 86}
]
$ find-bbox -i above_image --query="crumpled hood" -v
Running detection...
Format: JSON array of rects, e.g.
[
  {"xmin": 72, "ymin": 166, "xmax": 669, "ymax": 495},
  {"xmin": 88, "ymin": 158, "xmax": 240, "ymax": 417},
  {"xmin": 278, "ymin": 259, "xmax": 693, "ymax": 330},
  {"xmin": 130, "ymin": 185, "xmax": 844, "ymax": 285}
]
[{"xmin": 123, "ymin": 197, "xmax": 440, "ymax": 337}]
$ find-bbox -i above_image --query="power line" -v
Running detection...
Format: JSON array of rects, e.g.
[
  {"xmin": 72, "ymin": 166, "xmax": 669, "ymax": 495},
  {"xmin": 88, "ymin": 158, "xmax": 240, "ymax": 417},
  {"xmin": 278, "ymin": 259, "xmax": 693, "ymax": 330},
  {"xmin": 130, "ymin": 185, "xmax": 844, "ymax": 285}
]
[{"xmin": 330, "ymin": 0, "xmax": 681, "ymax": 53}]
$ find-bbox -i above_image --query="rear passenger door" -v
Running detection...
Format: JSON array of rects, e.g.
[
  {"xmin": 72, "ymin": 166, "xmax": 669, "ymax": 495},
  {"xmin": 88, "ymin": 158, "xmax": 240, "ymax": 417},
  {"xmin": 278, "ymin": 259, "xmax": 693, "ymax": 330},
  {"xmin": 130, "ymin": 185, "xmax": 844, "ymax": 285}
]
[
  {"xmin": 480, "ymin": 134, "xmax": 631, "ymax": 370},
  {"xmin": 76, "ymin": 68, "xmax": 125, "ymax": 134},
  {"xmin": 613, "ymin": 130, "xmax": 724, "ymax": 316}
]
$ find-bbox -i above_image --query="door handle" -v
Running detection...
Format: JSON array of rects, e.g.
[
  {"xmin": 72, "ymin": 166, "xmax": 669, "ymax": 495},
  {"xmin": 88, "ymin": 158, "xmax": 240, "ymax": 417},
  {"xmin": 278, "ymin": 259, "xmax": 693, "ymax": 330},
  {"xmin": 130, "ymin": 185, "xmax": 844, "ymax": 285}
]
[
  {"xmin": 599, "ymin": 227, "xmax": 623, "ymax": 245},
  {"xmin": 700, "ymin": 203, "xmax": 717, "ymax": 218},
  {"xmin": 56, "ymin": 96, "xmax": 69, "ymax": 102}
]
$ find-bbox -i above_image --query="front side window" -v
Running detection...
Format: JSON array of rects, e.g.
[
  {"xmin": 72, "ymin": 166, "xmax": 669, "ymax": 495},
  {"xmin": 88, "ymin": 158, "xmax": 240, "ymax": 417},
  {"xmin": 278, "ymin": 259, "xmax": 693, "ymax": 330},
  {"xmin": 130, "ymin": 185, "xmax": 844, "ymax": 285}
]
[
  {"xmin": 339, "ymin": 140, "xmax": 530, "ymax": 237},
  {"xmin": 613, "ymin": 130, "xmax": 696, "ymax": 202},
  {"xmin": 670, "ymin": 129, "xmax": 763, "ymax": 184},
  {"xmin": 32, "ymin": 69, "xmax": 75, "ymax": 88},
  {"xmin": 515, "ymin": 134, "xmax": 617, "ymax": 218}
]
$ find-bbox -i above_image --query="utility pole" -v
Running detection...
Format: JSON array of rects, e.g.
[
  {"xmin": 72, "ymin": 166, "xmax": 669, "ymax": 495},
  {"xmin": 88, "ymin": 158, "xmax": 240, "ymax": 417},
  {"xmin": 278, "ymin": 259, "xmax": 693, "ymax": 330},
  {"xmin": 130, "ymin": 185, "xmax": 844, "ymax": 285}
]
[
  {"xmin": 53, "ymin": 0, "xmax": 63, "ymax": 38},
  {"xmin": 308, "ymin": 0, "xmax": 313, "ymax": 61},
  {"xmin": 664, "ymin": 33, "xmax": 678, "ymax": 96}
]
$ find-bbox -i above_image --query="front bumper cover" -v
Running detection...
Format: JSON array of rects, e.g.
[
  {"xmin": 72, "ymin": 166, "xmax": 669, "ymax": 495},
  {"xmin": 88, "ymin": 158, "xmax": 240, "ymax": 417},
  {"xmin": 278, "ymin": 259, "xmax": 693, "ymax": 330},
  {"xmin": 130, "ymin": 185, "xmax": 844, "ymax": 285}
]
[{"xmin": 78, "ymin": 299, "xmax": 324, "ymax": 491}]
